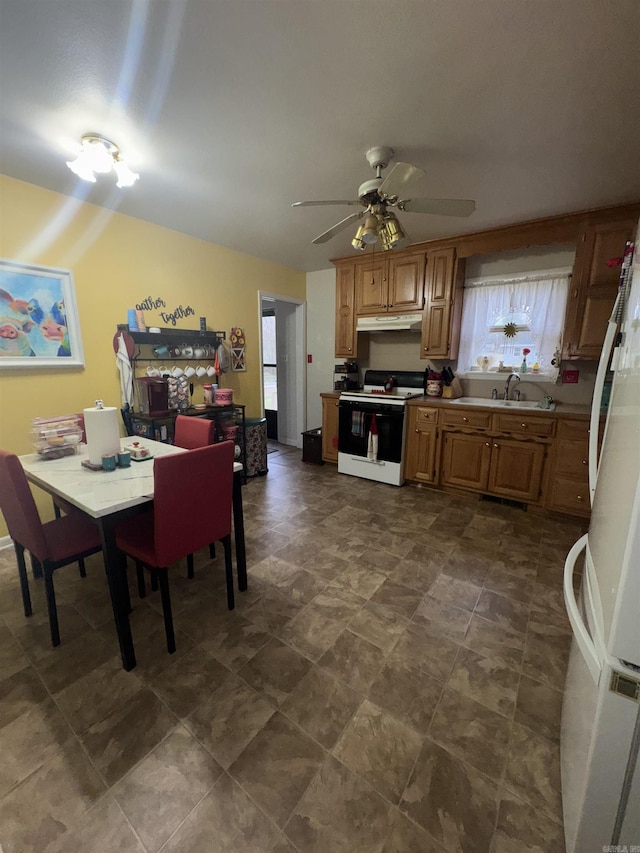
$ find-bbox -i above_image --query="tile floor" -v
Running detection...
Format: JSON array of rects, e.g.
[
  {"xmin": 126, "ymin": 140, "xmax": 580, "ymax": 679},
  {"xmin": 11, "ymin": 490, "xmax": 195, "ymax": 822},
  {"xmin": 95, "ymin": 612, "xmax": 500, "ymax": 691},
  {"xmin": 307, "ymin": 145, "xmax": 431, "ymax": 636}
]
[{"xmin": 0, "ymin": 442, "xmax": 585, "ymax": 852}]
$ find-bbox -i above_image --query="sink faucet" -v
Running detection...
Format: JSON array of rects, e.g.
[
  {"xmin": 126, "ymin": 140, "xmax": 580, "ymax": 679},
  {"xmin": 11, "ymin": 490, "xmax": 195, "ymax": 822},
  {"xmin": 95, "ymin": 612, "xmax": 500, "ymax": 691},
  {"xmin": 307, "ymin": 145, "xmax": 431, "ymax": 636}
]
[{"xmin": 504, "ymin": 372, "xmax": 521, "ymax": 400}]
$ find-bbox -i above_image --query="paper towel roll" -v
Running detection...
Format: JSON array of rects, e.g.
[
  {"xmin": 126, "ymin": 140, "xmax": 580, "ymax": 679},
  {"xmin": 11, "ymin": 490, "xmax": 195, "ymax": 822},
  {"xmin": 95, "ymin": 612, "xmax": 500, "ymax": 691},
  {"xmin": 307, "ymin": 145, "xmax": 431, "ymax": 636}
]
[{"xmin": 84, "ymin": 406, "xmax": 121, "ymax": 465}]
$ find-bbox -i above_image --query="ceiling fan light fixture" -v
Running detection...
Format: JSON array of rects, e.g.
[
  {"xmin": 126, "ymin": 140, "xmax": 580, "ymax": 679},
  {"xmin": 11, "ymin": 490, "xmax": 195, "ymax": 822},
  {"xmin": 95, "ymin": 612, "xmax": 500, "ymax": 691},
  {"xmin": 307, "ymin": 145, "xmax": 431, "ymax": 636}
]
[
  {"xmin": 66, "ymin": 133, "xmax": 139, "ymax": 187},
  {"xmin": 351, "ymin": 225, "xmax": 367, "ymax": 251},
  {"xmin": 360, "ymin": 214, "xmax": 379, "ymax": 244}
]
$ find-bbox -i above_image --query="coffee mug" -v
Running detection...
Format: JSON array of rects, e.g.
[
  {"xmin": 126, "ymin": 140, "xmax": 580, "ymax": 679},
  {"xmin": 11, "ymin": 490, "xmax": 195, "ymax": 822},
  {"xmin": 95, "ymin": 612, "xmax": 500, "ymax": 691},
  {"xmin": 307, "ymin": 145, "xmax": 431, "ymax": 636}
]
[
  {"xmin": 206, "ymin": 364, "xmax": 216, "ymax": 377},
  {"xmin": 159, "ymin": 365, "xmax": 171, "ymax": 377},
  {"xmin": 101, "ymin": 454, "xmax": 117, "ymax": 471},
  {"xmin": 153, "ymin": 345, "xmax": 169, "ymax": 358},
  {"xmin": 195, "ymin": 365, "xmax": 207, "ymax": 377},
  {"xmin": 182, "ymin": 345, "xmax": 193, "ymax": 358},
  {"xmin": 169, "ymin": 345, "xmax": 182, "ymax": 358},
  {"xmin": 146, "ymin": 366, "xmax": 160, "ymax": 377},
  {"xmin": 193, "ymin": 346, "xmax": 206, "ymax": 359},
  {"xmin": 184, "ymin": 365, "xmax": 196, "ymax": 378},
  {"xmin": 117, "ymin": 451, "xmax": 131, "ymax": 468},
  {"xmin": 171, "ymin": 365, "xmax": 184, "ymax": 378}
]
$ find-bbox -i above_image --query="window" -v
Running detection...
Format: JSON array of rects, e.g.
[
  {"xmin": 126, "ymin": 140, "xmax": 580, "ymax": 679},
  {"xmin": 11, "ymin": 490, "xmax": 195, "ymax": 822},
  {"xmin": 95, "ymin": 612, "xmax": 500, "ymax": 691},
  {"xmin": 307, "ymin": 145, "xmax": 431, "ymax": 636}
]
[
  {"xmin": 262, "ymin": 313, "xmax": 278, "ymax": 410},
  {"xmin": 456, "ymin": 268, "xmax": 570, "ymax": 378}
]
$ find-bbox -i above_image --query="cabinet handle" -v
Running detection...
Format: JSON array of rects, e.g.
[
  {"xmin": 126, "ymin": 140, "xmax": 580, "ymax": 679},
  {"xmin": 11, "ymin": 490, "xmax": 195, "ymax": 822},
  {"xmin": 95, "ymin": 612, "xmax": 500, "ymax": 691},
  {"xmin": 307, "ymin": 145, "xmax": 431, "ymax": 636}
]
[
  {"xmin": 493, "ymin": 443, "xmax": 499, "ymax": 448},
  {"xmin": 582, "ymin": 459, "xmax": 587, "ymax": 465},
  {"xmin": 462, "ymin": 417, "xmax": 469, "ymax": 422},
  {"xmin": 415, "ymin": 429, "xmax": 419, "ymax": 433},
  {"xmin": 521, "ymin": 423, "xmax": 527, "ymax": 428},
  {"xmin": 424, "ymin": 346, "xmax": 429, "ymax": 352},
  {"xmin": 485, "ymin": 442, "xmax": 490, "ymax": 447},
  {"xmin": 389, "ymin": 303, "xmax": 393, "ymax": 308},
  {"xmin": 577, "ymin": 495, "xmax": 583, "ymax": 501},
  {"xmin": 335, "ymin": 402, "xmax": 338, "ymax": 407}
]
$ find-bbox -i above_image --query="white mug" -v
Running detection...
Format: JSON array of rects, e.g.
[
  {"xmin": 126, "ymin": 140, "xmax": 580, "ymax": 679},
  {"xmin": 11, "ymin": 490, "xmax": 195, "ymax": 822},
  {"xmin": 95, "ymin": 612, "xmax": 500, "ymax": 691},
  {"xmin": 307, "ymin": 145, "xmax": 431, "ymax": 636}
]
[
  {"xmin": 193, "ymin": 346, "xmax": 206, "ymax": 359},
  {"xmin": 206, "ymin": 364, "xmax": 216, "ymax": 377},
  {"xmin": 146, "ymin": 366, "xmax": 160, "ymax": 377},
  {"xmin": 171, "ymin": 365, "xmax": 184, "ymax": 378},
  {"xmin": 195, "ymin": 365, "xmax": 207, "ymax": 377},
  {"xmin": 159, "ymin": 365, "xmax": 171, "ymax": 377},
  {"xmin": 184, "ymin": 365, "xmax": 196, "ymax": 378},
  {"xmin": 182, "ymin": 345, "xmax": 193, "ymax": 358}
]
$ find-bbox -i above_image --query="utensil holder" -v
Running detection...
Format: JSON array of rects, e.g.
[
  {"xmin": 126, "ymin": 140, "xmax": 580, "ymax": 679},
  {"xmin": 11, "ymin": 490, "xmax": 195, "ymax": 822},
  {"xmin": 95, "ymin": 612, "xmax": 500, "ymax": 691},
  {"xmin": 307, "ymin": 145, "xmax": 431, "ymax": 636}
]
[{"xmin": 442, "ymin": 377, "xmax": 463, "ymax": 399}]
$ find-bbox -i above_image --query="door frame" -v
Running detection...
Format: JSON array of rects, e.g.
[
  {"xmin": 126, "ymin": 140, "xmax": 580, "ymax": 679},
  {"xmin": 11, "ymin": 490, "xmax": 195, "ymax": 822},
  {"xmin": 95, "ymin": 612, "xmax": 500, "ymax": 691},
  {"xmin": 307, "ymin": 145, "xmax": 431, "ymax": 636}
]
[{"xmin": 258, "ymin": 291, "xmax": 306, "ymax": 447}]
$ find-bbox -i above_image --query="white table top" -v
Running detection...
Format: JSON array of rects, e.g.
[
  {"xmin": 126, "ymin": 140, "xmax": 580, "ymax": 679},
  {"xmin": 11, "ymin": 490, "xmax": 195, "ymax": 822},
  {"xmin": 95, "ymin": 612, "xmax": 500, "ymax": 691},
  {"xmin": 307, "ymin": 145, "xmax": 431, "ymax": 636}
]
[{"xmin": 20, "ymin": 437, "xmax": 242, "ymax": 519}]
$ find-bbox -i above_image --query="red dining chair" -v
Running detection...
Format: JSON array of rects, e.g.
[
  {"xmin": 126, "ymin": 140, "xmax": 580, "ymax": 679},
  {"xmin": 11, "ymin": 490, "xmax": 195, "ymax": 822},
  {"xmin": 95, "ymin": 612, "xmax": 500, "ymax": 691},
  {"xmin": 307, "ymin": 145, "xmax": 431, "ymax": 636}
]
[
  {"xmin": 173, "ymin": 414, "xmax": 217, "ymax": 578},
  {"xmin": 114, "ymin": 441, "xmax": 235, "ymax": 654},
  {"xmin": 0, "ymin": 449, "xmax": 103, "ymax": 647}
]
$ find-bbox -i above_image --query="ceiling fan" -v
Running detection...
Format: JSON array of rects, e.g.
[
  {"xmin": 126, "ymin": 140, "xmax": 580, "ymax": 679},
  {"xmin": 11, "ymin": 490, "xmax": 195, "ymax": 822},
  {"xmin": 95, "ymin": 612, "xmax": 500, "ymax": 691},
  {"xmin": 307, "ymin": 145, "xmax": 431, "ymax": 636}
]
[{"xmin": 292, "ymin": 146, "xmax": 475, "ymax": 251}]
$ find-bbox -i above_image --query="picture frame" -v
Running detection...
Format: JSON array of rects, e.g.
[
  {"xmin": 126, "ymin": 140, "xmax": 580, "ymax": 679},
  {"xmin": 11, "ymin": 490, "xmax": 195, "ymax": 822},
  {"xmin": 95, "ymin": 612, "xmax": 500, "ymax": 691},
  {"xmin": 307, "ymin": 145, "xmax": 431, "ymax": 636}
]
[{"xmin": 0, "ymin": 258, "xmax": 85, "ymax": 369}]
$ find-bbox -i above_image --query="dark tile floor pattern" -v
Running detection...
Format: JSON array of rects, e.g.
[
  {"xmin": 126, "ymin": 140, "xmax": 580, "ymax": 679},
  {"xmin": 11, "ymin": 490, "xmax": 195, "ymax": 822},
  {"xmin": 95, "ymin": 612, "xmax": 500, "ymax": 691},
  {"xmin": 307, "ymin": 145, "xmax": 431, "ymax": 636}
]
[{"xmin": 0, "ymin": 442, "xmax": 584, "ymax": 852}]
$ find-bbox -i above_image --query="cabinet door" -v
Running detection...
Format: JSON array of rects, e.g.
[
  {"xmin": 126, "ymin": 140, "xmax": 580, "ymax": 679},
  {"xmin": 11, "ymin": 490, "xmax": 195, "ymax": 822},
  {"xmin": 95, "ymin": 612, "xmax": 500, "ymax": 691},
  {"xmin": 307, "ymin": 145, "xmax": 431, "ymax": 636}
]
[
  {"xmin": 441, "ymin": 432, "xmax": 491, "ymax": 491},
  {"xmin": 487, "ymin": 438, "xmax": 546, "ymax": 503},
  {"xmin": 355, "ymin": 259, "xmax": 388, "ymax": 315},
  {"xmin": 405, "ymin": 407, "xmax": 438, "ymax": 483},
  {"xmin": 564, "ymin": 218, "xmax": 637, "ymax": 359},
  {"xmin": 335, "ymin": 263, "xmax": 357, "ymax": 357},
  {"xmin": 321, "ymin": 396, "xmax": 340, "ymax": 463},
  {"xmin": 421, "ymin": 248, "xmax": 461, "ymax": 359},
  {"xmin": 387, "ymin": 254, "xmax": 425, "ymax": 312}
]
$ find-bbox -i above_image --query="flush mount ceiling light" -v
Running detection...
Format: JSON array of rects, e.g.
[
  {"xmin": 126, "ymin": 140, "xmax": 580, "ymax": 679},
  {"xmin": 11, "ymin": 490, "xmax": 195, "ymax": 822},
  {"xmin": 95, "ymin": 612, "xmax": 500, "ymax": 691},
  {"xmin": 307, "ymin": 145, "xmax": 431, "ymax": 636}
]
[{"xmin": 66, "ymin": 133, "xmax": 139, "ymax": 187}]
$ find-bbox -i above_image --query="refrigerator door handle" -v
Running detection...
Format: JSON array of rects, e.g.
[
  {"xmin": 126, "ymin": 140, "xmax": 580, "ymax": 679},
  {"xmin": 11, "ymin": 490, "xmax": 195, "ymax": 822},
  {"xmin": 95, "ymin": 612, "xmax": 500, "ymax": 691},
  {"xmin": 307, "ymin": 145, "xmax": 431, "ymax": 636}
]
[{"xmin": 564, "ymin": 534, "xmax": 601, "ymax": 684}]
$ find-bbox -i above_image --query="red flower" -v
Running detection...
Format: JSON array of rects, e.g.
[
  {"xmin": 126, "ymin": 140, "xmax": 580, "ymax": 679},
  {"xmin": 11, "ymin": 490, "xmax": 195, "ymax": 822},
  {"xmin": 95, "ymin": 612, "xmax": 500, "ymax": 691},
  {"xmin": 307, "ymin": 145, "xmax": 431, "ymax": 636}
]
[{"xmin": 522, "ymin": 347, "xmax": 531, "ymax": 356}]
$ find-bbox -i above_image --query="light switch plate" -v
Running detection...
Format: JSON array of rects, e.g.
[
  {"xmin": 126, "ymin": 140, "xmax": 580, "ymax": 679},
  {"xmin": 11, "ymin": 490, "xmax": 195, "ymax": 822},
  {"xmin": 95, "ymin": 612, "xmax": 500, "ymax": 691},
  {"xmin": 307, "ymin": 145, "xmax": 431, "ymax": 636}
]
[{"xmin": 562, "ymin": 369, "xmax": 579, "ymax": 384}]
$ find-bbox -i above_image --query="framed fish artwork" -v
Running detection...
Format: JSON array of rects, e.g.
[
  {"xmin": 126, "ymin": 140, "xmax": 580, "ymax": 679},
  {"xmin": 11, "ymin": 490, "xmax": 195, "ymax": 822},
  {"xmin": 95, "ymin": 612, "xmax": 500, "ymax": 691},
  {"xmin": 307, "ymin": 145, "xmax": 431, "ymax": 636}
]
[{"xmin": 0, "ymin": 259, "xmax": 85, "ymax": 369}]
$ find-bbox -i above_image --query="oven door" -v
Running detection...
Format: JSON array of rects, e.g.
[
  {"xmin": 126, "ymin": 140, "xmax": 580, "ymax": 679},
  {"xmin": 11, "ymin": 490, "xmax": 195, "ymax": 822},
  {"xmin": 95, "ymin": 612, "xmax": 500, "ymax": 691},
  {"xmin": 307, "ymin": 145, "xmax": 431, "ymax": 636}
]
[{"xmin": 338, "ymin": 399, "xmax": 405, "ymax": 463}]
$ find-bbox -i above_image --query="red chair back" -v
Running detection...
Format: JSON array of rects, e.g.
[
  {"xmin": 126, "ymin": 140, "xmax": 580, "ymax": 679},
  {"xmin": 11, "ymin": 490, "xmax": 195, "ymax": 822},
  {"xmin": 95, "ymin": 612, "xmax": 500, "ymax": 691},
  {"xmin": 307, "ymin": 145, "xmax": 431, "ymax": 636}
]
[
  {"xmin": 0, "ymin": 450, "xmax": 49, "ymax": 560},
  {"xmin": 153, "ymin": 441, "xmax": 234, "ymax": 566},
  {"xmin": 174, "ymin": 415, "xmax": 215, "ymax": 450}
]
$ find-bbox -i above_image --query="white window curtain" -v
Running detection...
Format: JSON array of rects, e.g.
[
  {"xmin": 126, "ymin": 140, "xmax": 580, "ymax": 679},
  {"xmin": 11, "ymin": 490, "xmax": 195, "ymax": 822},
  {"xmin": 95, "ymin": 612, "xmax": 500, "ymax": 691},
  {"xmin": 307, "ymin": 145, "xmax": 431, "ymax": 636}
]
[{"xmin": 457, "ymin": 269, "xmax": 570, "ymax": 378}]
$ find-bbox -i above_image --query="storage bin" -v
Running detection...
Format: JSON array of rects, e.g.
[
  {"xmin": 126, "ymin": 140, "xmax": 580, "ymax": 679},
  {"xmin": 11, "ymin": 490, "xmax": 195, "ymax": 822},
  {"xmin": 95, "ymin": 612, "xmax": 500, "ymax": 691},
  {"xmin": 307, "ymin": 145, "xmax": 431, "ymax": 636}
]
[
  {"xmin": 245, "ymin": 417, "xmax": 268, "ymax": 476},
  {"xmin": 302, "ymin": 428, "xmax": 324, "ymax": 465}
]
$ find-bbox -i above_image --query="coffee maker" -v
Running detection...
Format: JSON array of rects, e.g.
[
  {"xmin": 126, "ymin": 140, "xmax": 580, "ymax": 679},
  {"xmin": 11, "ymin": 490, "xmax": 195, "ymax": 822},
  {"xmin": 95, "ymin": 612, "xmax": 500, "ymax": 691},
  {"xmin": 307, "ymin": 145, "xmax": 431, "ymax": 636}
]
[
  {"xmin": 135, "ymin": 377, "xmax": 170, "ymax": 415},
  {"xmin": 334, "ymin": 362, "xmax": 359, "ymax": 391}
]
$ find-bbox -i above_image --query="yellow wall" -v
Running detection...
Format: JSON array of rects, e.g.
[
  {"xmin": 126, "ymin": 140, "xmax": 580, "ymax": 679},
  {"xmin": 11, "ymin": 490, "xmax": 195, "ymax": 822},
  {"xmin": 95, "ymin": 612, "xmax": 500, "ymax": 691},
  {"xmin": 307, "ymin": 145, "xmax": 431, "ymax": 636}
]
[{"xmin": 0, "ymin": 175, "xmax": 305, "ymax": 534}]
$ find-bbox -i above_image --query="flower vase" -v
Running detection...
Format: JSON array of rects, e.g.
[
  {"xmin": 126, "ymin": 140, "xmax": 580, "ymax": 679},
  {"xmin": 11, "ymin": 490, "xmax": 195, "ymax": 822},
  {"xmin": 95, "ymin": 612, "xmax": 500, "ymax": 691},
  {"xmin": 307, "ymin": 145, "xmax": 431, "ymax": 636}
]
[{"xmin": 520, "ymin": 357, "xmax": 527, "ymax": 373}]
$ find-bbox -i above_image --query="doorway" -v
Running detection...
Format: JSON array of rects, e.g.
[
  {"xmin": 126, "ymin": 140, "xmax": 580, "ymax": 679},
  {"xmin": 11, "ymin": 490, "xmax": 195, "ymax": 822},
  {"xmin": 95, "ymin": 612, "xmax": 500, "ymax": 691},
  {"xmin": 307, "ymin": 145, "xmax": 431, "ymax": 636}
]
[{"xmin": 259, "ymin": 293, "xmax": 306, "ymax": 448}]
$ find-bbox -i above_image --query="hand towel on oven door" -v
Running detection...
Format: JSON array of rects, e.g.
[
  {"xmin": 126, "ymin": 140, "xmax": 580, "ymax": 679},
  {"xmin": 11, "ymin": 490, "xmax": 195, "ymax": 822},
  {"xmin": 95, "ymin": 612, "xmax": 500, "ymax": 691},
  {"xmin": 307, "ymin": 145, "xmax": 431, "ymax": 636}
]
[
  {"xmin": 351, "ymin": 410, "xmax": 365, "ymax": 437},
  {"xmin": 367, "ymin": 413, "xmax": 378, "ymax": 461}
]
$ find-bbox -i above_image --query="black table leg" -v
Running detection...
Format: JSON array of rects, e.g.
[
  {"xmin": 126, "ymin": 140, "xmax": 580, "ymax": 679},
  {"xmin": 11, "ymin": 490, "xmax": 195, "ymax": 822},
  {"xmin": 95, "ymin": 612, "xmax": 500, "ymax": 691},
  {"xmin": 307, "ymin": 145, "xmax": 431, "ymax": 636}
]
[
  {"xmin": 98, "ymin": 515, "xmax": 136, "ymax": 671},
  {"xmin": 232, "ymin": 471, "xmax": 247, "ymax": 591}
]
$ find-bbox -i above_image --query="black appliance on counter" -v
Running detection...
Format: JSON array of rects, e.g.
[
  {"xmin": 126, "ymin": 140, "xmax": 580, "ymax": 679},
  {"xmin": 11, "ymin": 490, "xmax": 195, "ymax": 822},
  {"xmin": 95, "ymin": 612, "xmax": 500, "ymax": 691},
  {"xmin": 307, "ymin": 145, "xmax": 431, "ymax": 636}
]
[{"xmin": 334, "ymin": 361, "xmax": 360, "ymax": 392}]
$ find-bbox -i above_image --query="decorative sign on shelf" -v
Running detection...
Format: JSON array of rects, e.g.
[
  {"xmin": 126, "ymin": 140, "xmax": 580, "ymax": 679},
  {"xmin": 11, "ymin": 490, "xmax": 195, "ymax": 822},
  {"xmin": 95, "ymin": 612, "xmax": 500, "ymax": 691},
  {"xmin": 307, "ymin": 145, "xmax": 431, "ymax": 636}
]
[
  {"xmin": 134, "ymin": 296, "xmax": 196, "ymax": 327},
  {"xmin": 230, "ymin": 326, "xmax": 246, "ymax": 371}
]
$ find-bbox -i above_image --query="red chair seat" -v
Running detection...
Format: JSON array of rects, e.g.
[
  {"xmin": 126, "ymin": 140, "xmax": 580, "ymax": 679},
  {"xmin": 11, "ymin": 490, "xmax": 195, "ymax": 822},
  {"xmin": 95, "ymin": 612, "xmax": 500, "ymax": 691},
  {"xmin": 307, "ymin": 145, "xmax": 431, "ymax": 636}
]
[{"xmin": 42, "ymin": 514, "xmax": 101, "ymax": 563}]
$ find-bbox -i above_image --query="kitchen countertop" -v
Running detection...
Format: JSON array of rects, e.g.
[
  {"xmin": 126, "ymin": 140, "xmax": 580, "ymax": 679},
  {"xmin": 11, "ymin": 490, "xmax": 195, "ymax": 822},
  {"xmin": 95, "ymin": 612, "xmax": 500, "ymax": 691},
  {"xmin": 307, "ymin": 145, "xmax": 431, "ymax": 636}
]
[{"xmin": 406, "ymin": 395, "xmax": 591, "ymax": 417}]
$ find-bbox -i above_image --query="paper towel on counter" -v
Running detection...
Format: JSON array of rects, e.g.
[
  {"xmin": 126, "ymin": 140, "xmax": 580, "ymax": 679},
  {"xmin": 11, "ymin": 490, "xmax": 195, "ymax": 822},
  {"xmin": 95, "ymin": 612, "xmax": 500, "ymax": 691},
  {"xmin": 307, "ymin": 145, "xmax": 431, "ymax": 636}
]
[{"xmin": 84, "ymin": 405, "xmax": 120, "ymax": 465}]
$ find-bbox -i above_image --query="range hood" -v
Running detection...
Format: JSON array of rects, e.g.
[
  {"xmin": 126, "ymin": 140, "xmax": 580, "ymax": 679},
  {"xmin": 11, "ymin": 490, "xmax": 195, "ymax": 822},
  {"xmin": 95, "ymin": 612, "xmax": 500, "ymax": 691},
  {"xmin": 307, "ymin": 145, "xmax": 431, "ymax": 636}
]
[{"xmin": 356, "ymin": 312, "xmax": 423, "ymax": 332}]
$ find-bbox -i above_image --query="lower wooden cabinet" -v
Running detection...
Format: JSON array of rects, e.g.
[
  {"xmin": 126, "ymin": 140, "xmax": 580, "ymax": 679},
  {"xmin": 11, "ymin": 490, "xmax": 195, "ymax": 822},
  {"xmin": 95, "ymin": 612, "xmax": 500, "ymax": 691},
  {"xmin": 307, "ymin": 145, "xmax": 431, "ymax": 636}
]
[
  {"xmin": 441, "ymin": 432, "xmax": 492, "ymax": 491},
  {"xmin": 404, "ymin": 406, "xmax": 439, "ymax": 483},
  {"xmin": 321, "ymin": 393, "xmax": 340, "ymax": 463},
  {"xmin": 487, "ymin": 438, "xmax": 546, "ymax": 503},
  {"xmin": 545, "ymin": 418, "xmax": 591, "ymax": 517}
]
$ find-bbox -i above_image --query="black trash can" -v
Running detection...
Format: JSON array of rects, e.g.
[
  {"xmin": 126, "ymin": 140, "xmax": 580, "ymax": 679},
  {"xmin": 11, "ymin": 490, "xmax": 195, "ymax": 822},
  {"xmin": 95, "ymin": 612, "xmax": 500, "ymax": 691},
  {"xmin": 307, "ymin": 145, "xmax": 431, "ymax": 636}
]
[
  {"xmin": 245, "ymin": 417, "xmax": 268, "ymax": 476},
  {"xmin": 302, "ymin": 428, "xmax": 324, "ymax": 465}
]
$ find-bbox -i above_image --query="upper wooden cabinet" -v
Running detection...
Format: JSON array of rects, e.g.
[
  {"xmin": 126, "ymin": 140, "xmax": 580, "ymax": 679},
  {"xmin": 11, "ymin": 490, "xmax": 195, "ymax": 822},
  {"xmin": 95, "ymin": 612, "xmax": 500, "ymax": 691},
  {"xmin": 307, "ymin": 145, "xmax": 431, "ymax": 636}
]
[
  {"xmin": 335, "ymin": 262, "xmax": 357, "ymax": 358},
  {"xmin": 355, "ymin": 253, "xmax": 425, "ymax": 316},
  {"xmin": 420, "ymin": 247, "xmax": 465, "ymax": 359},
  {"xmin": 563, "ymin": 215, "xmax": 638, "ymax": 359}
]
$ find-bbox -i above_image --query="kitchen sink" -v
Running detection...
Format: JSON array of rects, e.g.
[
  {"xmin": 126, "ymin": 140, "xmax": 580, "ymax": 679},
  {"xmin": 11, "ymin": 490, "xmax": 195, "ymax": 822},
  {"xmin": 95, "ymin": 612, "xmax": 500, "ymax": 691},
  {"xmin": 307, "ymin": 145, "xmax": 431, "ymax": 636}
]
[{"xmin": 448, "ymin": 397, "xmax": 555, "ymax": 411}]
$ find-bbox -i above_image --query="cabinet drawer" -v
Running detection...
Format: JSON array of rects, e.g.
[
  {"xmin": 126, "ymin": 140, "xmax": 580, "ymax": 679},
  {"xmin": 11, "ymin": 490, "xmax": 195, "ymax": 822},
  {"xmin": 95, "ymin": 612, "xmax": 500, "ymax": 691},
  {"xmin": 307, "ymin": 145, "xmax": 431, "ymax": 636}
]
[
  {"xmin": 492, "ymin": 413, "xmax": 555, "ymax": 437},
  {"xmin": 557, "ymin": 419, "xmax": 589, "ymax": 441},
  {"xmin": 413, "ymin": 406, "xmax": 439, "ymax": 425},
  {"xmin": 548, "ymin": 476, "xmax": 590, "ymax": 515},
  {"xmin": 440, "ymin": 409, "xmax": 491, "ymax": 429},
  {"xmin": 555, "ymin": 439, "xmax": 589, "ymax": 478}
]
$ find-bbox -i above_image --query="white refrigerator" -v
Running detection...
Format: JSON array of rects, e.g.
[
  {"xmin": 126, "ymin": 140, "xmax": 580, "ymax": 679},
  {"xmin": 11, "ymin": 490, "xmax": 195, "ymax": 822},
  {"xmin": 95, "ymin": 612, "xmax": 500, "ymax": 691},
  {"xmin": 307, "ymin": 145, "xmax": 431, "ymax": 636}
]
[{"xmin": 561, "ymin": 229, "xmax": 640, "ymax": 852}]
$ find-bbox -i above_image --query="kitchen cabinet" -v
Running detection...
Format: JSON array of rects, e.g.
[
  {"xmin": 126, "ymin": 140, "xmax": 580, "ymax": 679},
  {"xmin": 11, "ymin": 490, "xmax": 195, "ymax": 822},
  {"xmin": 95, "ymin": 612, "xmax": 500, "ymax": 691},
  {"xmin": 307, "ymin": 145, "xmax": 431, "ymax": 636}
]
[
  {"xmin": 563, "ymin": 215, "xmax": 638, "ymax": 359},
  {"xmin": 420, "ymin": 247, "xmax": 465, "ymax": 359},
  {"xmin": 437, "ymin": 408, "xmax": 552, "ymax": 505},
  {"xmin": 321, "ymin": 392, "xmax": 340, "ymax": 463},
  {"xmin": 354, "ymin": 253, "xmax": 425, "ymax": 316},
  {"xmin": 545, "ymin": 418, "xmax": 591, "ymax": 517},
  {"xmin": 335, "ymin": 262, "xmax": 357, "ymax": 358},
  {"xmin": 404, "ymin": 405, "xmax": 439, "ymax": 483}
]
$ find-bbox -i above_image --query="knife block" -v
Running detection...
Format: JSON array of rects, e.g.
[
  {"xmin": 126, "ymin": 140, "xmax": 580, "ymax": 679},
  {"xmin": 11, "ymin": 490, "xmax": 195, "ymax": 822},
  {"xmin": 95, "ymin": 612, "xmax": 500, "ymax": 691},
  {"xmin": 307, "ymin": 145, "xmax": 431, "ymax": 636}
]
[{"xmin": 442, "ymin": 377, "xmax": 463, "ymax": 399}]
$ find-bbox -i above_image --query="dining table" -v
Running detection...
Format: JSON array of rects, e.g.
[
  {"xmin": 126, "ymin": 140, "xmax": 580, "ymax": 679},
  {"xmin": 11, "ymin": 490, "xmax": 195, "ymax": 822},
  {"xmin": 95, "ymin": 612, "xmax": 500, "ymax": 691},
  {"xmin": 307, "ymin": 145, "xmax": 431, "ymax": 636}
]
[{"xmin": 19, "ymin": 436, "xmax": 247, "ymax": 671}]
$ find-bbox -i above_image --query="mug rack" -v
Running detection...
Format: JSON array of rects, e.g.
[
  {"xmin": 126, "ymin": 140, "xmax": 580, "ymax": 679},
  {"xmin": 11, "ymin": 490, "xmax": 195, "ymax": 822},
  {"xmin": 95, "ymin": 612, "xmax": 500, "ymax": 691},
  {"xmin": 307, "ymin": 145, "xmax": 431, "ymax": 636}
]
[{"xmin": 116, "ymin": 324, "xmax": 226, "ymax": 364}]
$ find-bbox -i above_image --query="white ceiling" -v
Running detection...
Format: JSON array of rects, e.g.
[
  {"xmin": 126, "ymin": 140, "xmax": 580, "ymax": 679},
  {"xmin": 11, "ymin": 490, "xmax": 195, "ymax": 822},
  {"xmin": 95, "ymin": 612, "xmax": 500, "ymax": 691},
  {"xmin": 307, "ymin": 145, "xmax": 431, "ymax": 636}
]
[{"xmin": 1, "ymin": 0, "xmax": 639, "ymax": 272}]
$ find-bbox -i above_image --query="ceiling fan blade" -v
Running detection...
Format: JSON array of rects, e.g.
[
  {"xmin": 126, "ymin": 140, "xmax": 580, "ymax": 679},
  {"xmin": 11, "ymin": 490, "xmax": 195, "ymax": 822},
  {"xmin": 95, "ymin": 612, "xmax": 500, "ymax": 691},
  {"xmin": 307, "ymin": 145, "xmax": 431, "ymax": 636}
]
[
  {"xmin": 377, "ymin": 162, "xmax": 426, "ymax": 200},
  {"xmin": 311, "ymin": 211, "xmax": 364, "ymax": 244},
  {"xmin": 399, "ymin": 198, "xmax": 476, "ymax": 217},
  {"xmin": 292, "ymin": 200, "xmax": 361, "ymax": 207}
]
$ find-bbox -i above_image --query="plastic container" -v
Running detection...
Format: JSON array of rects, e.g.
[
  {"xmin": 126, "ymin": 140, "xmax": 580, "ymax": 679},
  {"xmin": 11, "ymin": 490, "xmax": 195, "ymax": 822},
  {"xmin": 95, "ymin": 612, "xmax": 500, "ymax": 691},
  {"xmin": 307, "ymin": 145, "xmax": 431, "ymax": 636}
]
[
  {"xmin": 214, "ymin": 388, "xmax": 233, "ymax": 405},
  {"xmin": 32, "ymin": 414, "xmax": 83, "ymax": 460}
]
